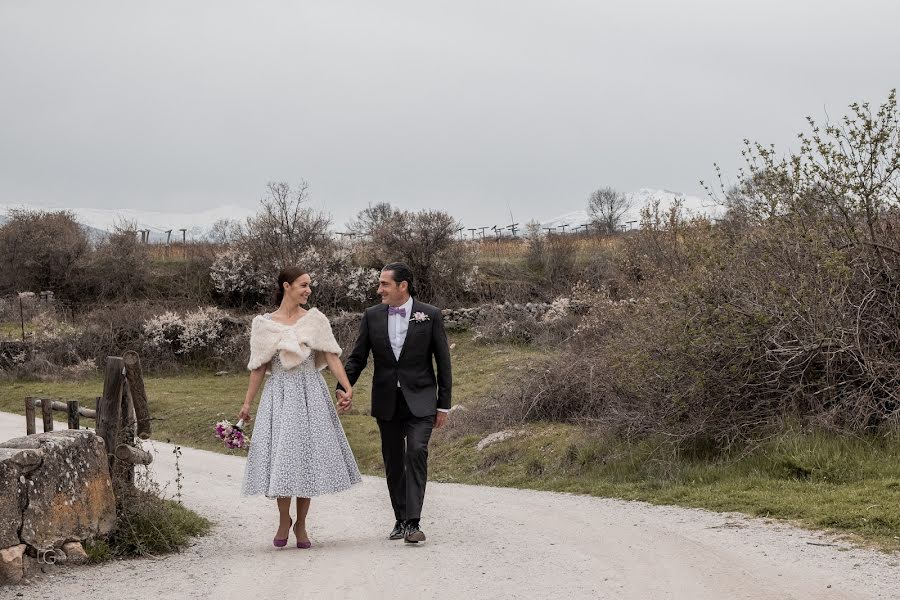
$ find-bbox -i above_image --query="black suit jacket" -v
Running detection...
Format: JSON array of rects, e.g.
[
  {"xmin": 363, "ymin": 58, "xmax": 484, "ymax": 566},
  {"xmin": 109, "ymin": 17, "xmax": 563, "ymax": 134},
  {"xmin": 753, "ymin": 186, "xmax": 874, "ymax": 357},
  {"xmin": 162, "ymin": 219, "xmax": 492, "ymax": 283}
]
[{"xmin": 340, "ymin": 300, "xmax": 452, "ymax": 420}]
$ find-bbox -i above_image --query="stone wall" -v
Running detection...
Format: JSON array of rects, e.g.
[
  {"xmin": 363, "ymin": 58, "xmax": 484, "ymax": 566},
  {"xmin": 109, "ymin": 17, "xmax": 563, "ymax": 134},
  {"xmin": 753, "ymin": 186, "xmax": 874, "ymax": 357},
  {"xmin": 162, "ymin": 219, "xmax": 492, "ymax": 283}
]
[
  {"xmin": 441, "ymin": 302, "xmax": 554, "ymax": 331},
  {"xmin": 0, "ymin": 430, "xmax": 116, "ymax": 585}
]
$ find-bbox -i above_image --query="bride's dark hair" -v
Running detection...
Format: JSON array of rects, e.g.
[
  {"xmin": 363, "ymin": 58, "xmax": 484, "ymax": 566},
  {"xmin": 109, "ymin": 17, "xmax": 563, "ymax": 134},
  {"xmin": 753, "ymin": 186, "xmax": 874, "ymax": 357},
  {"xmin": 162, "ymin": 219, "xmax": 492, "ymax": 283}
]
[{"xmin": 275, "ymin": 266, "xmax": 309, "ymax": 305}]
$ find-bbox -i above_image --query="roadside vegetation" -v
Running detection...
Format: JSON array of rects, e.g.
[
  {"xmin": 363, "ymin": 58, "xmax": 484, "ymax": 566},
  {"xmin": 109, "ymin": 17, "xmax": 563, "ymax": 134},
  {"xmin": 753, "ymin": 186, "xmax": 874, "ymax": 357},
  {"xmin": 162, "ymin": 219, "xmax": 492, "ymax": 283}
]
[{"xmin": 2, "ymin": 91, "xmax": 899, "ymax": 551}]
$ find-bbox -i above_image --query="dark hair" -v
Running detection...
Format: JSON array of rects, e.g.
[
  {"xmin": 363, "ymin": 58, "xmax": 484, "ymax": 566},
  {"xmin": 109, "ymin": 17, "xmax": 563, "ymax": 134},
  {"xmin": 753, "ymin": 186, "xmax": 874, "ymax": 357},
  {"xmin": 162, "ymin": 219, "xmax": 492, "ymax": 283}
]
[
  {"xmin": 382, "ymin": 262, "xmax": 415, "ymax": 296},
  {"xmin": 275, "ymin": 266, "xmax": 309, "ymax": 305}
]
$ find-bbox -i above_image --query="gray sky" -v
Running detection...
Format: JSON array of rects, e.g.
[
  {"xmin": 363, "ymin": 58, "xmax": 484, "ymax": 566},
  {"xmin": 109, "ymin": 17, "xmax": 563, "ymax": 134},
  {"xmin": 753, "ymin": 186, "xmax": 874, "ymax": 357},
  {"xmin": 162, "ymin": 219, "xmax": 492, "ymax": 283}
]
[{"xmin": 2, "ymin": 0, "xmax": 898, "ymax": 229}]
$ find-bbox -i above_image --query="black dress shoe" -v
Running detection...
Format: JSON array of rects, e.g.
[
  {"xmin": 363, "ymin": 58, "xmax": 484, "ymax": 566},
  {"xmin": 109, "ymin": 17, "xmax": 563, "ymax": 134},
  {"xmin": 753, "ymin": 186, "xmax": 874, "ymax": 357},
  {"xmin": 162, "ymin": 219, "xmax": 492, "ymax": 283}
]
[
  {"xmin": 389, "ymin": 520, "xmax": 406, "ymax": 540},
  {"xmin": 404, "ymin": 523, "xmax": 426, "ymax": 543}
]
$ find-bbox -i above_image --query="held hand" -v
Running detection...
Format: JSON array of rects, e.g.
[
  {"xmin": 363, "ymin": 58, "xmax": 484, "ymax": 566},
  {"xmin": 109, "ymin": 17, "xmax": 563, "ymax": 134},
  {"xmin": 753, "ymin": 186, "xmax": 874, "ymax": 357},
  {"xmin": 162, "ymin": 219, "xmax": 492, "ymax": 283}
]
[
  {"xmin": 238, "ymin": 403, "xmax": 252, "ymax": 422},
  {"xmin": 434, "ymin": 411, "xmax": 448, "ymax": 429},
  {"xmin": 336, "ymin": 389, "xmax": 353, "ymax": 414}
]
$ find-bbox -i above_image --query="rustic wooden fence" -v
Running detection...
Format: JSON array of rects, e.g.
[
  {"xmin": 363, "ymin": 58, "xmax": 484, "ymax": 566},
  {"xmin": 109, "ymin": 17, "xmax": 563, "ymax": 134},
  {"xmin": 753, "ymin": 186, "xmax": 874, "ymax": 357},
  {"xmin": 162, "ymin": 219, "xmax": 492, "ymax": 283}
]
[{"xmin": 24, "ymin": 350, "xmax": 153, "ymax": 488}]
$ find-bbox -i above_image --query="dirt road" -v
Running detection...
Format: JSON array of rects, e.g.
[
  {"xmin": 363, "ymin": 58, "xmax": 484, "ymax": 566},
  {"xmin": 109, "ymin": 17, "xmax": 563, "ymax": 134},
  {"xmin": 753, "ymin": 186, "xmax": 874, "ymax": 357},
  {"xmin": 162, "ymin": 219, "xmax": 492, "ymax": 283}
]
[{"xmin": 1, "ymin": 411, "xmax": 896, "ymax": 599}]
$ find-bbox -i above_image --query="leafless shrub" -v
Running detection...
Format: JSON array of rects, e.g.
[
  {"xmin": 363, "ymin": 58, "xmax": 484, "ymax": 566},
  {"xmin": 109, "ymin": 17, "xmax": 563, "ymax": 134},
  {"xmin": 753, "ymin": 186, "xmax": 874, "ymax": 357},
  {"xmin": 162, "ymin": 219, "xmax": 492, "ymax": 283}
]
[
  {"xmin": 345, "ymin": 202, "xmax": 397, "ymax": 237},
  {"xmin": 81, "ymin": 226, "xmax": 151, "ymax": 301},
  {"xmin": 484, "ymin": 91, "xmax": 900, "ymax": 450},
  {"xmin": 329, "ymin": 311, "xmax": 363, "ymax": 353},
  {"xmin": 524, "ymin": 223, "xmax": 577, "ymax": 291},
  {"xmin": 0, "ymin": 209, "xmax": 90, "ymax": 298},
  {"xmin": 358, "ymin": 206, "xmax": 477, "ymax": 306}
]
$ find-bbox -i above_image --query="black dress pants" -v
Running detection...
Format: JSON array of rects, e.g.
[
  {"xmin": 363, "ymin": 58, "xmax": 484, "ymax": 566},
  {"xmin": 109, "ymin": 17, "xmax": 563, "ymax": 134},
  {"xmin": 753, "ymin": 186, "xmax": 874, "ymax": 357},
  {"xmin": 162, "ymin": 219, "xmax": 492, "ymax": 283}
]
[{"xmin": 376, "ymin": 389, "xmax": 434, "ymax": 522}]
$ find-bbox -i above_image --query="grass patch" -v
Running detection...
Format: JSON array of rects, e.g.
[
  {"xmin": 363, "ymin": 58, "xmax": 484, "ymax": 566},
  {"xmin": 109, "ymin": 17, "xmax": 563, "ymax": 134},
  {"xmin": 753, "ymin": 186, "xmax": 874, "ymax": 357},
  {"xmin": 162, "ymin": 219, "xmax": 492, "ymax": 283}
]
[
  {"xmin": 429, "ymin": 423, "xmax": 900, "ymax": 551},
  {"xmin": 0, "ymin": 320, "xmax": 31, "ymax": 340},
  {"xmin": 84, "ymin": 489, "xmax": 212, "ymax": 562},
  {"xmin": 3, "ymin": 332, "xmax": 900, "ymax": 550},
  {"xmin": 0, "ymin": 333, "xmax": 537, "ymax": 457}
]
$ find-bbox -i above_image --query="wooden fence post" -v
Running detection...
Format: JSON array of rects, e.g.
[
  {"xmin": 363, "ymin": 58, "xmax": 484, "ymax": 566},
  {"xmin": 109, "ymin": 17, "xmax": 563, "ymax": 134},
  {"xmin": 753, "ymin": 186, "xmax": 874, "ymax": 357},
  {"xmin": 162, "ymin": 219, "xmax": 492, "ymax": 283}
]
[
  {"xmin": 97, "ymin": 357, "xmax": 124, "ymax": 476},
  {"xmin": 41, "ymin": 396, "xmax": 53, "ymax": 432},
  {"xmin": 25, "ymin": 396, "xmax": 36, "ymax": 435},
  {"xmin": 67, "ymin": 399, "xmax": 80, "ymax": 430},
  {"xmin": 123, "ymin": 350, "xmax": 151, "ymax": 439}
]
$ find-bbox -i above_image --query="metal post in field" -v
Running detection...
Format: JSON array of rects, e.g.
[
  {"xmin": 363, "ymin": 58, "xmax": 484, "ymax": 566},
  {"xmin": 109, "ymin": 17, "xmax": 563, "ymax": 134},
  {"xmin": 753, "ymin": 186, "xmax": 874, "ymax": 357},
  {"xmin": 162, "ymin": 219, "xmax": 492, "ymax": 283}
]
[{"xmin": 19, "ymin": 294, "xmax": 25, "ymax": 341}]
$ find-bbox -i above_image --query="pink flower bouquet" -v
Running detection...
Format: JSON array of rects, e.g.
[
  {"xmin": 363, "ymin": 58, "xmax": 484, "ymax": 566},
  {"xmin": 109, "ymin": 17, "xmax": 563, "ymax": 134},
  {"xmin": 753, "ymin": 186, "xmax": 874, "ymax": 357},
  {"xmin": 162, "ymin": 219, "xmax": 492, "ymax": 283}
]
[{"xmin": 214, "ymin": 419, "xmax": 248, "ymax": 450}]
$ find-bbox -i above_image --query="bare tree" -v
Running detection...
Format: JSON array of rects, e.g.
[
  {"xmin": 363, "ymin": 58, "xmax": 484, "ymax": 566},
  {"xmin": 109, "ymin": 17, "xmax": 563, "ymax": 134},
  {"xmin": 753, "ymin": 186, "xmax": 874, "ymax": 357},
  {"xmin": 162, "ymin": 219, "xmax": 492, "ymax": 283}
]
[
  {"xmin": 242, "ymin": 180, "xmax": 332, "ymax": 266},
  {"xmin": 346, "ymin": 202, "xmax": 398, "ymax": 237},
  {"xmin": 588, "ymin": 187, "xmax": 632, "ymax": 234},
  {"xmin": 207, "ymin": 219, "xmax": 242, "ymax": 245}
]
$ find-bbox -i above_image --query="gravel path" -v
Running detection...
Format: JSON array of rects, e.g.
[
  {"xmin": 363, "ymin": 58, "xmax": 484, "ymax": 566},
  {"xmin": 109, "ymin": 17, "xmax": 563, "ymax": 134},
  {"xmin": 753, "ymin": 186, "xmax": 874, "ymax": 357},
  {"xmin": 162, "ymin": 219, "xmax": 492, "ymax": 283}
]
[{"xmin": 2, "ymin": 411, "xmax": 898, "ymax": 600}]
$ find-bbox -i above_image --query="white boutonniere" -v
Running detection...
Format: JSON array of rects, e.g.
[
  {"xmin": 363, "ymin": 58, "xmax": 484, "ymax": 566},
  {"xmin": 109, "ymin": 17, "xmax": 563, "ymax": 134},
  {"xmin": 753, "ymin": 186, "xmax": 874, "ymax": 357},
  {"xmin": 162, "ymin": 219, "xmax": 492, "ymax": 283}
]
[{"xmin": 411, "ymin": 311, "xmax": 430, "ymax": 323}]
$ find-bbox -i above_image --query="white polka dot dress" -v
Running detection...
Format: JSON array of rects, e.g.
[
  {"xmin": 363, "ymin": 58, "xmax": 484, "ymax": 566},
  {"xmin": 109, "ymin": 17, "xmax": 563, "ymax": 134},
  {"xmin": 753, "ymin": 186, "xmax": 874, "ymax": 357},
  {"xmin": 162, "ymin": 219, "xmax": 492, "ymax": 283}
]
[{"xmin": 241, "ymin": 324, "xmax": 362, "ymax": 498}]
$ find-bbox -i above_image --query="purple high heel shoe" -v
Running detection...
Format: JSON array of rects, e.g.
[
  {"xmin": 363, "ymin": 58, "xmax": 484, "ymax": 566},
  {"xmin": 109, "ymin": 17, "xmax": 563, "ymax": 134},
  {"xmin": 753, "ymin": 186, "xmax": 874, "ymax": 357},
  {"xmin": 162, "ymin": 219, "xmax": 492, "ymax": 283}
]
[
  {"xmin": 273, "ymin": 518, "xmax": 293, "ymax": 548},
  {"xmin": 294, "ymin": 523, "xmax": 312, "ymax": 549}
]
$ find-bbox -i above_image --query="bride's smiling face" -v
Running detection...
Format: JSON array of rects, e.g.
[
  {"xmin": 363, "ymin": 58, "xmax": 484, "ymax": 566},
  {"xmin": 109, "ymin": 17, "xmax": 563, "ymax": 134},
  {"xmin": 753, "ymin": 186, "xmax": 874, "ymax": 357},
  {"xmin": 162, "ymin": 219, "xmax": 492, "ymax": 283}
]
[{"xmin": 283, "ymin": 274, "xmax": 312, "ymax": 305}]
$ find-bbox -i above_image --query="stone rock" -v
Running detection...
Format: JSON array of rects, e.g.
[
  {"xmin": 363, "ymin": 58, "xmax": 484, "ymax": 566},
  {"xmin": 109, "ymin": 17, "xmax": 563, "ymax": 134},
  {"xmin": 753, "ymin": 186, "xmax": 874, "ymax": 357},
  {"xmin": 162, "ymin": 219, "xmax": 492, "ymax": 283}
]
[
  {"xmin": 449, "ymin": 404, "xmax": 466, "ymax": 413},
  {"xmin": 0, "ymin": 544, "xmax": 26, "ymax": 585},
  {"xmin": 0, "ymin": 448, "xmax": 42, "ymax": 549},
  {"xmin": 0, "ymin": 431, "xmax": 116, "ymax": 549},
  {"xmin": 21, "ymin": 553, "xmax": 41, "ymax": 578},
  {"xmin": 61, "ymin": 542, "xmax": 88, "ymax": 565},
  {"xmin": 476, "ymin": 429, "xmax": 524, "ymax": 451}
]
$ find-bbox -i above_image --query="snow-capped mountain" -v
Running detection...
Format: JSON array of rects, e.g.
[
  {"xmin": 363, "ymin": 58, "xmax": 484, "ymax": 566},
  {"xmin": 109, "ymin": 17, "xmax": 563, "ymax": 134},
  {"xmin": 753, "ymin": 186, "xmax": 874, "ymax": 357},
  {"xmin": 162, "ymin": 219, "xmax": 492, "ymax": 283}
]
[{"xmin": 539, "ymin": 188, "xmax": 725, "ymax": 232}]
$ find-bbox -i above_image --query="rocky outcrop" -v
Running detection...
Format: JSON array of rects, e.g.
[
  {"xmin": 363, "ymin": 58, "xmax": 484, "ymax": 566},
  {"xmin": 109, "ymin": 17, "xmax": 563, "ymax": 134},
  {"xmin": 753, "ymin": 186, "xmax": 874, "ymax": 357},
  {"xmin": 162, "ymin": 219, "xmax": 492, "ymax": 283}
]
[{"xmin": 0, "ymin": 430, "xmax": 115, "ymax": 585}]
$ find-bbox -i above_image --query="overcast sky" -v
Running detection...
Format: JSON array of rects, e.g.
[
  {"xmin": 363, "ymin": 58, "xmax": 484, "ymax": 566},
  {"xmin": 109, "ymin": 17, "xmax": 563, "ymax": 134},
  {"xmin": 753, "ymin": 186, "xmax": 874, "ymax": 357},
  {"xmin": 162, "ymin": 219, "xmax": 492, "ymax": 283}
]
[{"xmin": 1, "ymin": 0, "xmax": 898, "ymax": 229}]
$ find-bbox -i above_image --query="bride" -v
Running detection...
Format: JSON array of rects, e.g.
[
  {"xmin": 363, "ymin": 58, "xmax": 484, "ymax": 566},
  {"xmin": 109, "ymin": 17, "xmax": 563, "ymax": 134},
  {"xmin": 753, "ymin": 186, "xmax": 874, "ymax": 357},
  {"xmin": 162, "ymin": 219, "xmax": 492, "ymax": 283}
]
[{"xmin": 238, "ymin": 266, "xmax": 362, "ymax": 548}]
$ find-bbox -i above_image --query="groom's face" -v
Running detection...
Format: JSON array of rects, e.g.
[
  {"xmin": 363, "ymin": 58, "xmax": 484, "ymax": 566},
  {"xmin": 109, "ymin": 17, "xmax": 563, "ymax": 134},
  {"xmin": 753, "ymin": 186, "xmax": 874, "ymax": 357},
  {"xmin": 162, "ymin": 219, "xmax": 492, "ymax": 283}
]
[{"xmin": 378, "ymin": 269, "xmax": 408, "ymax": 306}]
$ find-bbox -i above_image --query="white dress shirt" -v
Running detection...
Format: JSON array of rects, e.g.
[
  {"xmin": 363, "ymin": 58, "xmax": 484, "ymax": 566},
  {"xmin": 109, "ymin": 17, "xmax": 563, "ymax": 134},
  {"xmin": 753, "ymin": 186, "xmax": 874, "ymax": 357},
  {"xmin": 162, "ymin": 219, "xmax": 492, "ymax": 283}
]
[
  {"xmin": 388, "ymin": 296, "xmax": 449, "ymax": 413},
  {"xmin": 388, "ymin": 296, "xmax": 414, "ymax": 361}
]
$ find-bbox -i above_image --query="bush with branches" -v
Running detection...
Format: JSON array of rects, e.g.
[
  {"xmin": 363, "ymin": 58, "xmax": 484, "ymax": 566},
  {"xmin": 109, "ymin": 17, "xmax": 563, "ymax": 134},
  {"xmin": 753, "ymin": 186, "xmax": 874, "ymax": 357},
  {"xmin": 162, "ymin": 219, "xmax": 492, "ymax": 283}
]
[
  {"xmin": 484, "ymin": 91, "xmax": 900, "ymax": 449},
  {"xmin": 358, "ymin": 205, "xmax": 477, "ymax": 306},
  {"xmin": 0, "ymin": 209, "xmax": 90, "ymax": 298}
]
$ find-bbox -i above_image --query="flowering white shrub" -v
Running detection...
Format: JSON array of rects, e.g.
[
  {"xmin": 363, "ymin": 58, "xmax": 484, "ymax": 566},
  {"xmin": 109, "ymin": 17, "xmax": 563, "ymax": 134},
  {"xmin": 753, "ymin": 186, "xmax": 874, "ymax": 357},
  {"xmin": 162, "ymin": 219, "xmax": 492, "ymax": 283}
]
[
  {"xmin": 10, "ymin": 349, "xmax": 27, "ymax": 365},
  {"xmin": 144, "ymin": 311, "xmax": 183, "ymax": 348},
  {"xmin": 297, "ymin": 246, "xmax": 326, "ymax": 287},
  {"xmin": 461, "ymin": 265, "xmax": 481, "ymax": 293},
  {"xmin": 144, "ymin": 307, "xmax": 227, "ymax": 355},
  {"xmin": 31, "ymin": 312, "xmax": 78, "ymax": 343},
  {"xmin": 61, "ymin": 358, "xmax": 98, "ymax": 379},
  {"xmin": 541, "ymin": 297, "xmax": 571, "ymax": 323},
  {"xmin": 345, "ymin": 267, "xmax": 381, "ymax": 303},
  {"xmin": 210, "ymin": 249, "xmax": 272, "ymax": 301},
  {"xmin": 210, "ymin": 241, "xmax": 380, "ymax": 309},
  {"xmin": 297, "ymin": 244, "xmax": 379, "ymax": 307},
  {"xmin": 179, "ymin": 306, "xmax": 226, "ymax": 353}
]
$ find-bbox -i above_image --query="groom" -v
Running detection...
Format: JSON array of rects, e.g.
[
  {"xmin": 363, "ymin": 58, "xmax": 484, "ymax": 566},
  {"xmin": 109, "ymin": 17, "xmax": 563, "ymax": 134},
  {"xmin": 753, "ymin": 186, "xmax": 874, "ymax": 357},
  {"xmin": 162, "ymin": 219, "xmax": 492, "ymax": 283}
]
[{"xmin": 337, "ymin": 262, "xmax": 452, "ymax": 543}]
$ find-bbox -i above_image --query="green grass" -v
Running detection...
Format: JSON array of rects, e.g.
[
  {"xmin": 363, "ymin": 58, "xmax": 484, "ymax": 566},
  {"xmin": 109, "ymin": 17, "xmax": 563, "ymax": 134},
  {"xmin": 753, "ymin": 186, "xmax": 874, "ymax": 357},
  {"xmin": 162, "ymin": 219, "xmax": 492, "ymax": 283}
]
[
  {"xmin": 0, "ymin": 332, "xmax": 539, "ymax": 458},
  {"xmin": 429, "ymin": 423, "xmax": 900, "ymax": 551},
  {"xmin": 0, "ymin": 320, "xmax": 31, "ymax": 341},
  {"xmin": 83, "ymin": 489, "xmax": 213, "ymax": 562},
  {"xmin": 3, "ymin": 332, "xmax": 900, "ymax": 551}
]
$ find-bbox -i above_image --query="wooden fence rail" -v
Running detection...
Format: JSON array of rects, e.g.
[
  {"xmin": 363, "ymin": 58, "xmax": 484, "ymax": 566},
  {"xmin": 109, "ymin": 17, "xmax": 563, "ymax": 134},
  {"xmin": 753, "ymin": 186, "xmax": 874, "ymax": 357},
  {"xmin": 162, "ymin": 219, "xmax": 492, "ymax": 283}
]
[{"xmin": 24, "ymin": 396, "xmax": 97, "ymax": 435}]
